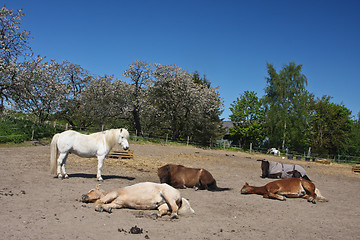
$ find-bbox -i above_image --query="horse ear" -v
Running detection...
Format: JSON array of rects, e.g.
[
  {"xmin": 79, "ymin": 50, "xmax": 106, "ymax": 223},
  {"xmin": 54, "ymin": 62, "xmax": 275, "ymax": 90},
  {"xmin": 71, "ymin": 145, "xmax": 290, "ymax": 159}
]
[
  {"xmin": 245, "ymin": 182, "xmax": 249, "ymax": 186},
  {"xmin": 120, "ymin": 128, "xmax": 123, "ymax": 133}
]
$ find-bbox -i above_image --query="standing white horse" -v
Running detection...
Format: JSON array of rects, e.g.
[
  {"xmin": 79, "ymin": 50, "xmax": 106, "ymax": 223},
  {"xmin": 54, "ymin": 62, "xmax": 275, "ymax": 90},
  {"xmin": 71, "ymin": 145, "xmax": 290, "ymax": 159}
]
[{"xmin": 50, "ymin": 128, "xmax": 130, "ymax": 181}]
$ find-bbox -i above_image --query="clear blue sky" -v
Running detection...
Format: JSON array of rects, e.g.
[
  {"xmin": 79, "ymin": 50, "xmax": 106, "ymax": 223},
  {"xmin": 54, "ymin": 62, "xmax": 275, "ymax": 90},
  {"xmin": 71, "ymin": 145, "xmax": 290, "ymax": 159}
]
[{"xmin": 4, "ymin": 0, "xmax": 360, "ymax": 120}]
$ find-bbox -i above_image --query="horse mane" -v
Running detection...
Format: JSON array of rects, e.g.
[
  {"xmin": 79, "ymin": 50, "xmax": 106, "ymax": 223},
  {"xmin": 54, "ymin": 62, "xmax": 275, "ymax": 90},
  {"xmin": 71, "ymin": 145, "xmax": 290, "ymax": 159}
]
[{"xmin": 104, "ymin": 129, "xmax": 120, "ymax": 148}]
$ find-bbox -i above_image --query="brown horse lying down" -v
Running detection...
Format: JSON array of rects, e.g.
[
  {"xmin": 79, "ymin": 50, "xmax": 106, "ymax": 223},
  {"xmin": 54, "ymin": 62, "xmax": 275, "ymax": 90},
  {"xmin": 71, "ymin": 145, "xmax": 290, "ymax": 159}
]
[
  {"xmin": 157, "ymin": 164, "xmax": 230, "ymax": 191},
  {"xmin": 241, "ymin": 178, "xmax": 328, "ymax": 203},
  {"xmin": 81, "ymin": 182, "xmax": 195, "ymax": 219}
]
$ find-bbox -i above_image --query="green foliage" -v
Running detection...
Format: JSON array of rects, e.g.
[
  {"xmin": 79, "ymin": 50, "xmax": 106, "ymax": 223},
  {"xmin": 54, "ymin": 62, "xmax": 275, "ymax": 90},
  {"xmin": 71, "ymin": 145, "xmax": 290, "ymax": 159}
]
[
  {"xmin": 263, "ymin": 62, "xmax": 310, "ymax": 150},
  {"xmin": 229, "ymin": 91, "xmax": 265, "ymax": 148},
  {"xmin": 308, "ymin": 95, "xmax": 353, "ymax": 155},
  {"xmin": 0, "ymin": 113, "xmax": 59, "ymax": 143}
]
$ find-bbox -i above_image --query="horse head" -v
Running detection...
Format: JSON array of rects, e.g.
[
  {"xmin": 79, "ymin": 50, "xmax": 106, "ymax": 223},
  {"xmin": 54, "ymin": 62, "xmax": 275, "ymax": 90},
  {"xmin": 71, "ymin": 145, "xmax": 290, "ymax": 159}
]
[
  {"xmin": 240, "ymin": 182, "xmax": 251, "ymax": 194},
  {"xmin": 118, "ymin": 128, "xmax": 130, "ymax": 150},
  {"xmin": 81, "ymin": 185, "xmax": 106, "ymax": 203},
  {"xmin": 257, "ymin": 159, "xmax": 269, "ymax": 178}
]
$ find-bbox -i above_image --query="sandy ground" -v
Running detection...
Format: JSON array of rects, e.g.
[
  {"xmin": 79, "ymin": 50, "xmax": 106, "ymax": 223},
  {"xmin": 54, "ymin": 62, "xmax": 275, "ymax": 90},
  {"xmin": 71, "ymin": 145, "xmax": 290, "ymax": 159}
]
[{"xmin": 0, "ymin": 142, "xmax": 359, "ymax": 240}]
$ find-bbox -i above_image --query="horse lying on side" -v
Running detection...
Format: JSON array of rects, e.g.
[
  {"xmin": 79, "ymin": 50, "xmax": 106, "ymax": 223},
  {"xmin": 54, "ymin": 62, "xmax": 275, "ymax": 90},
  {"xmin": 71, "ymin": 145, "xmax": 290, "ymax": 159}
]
[
  {"xmin": 157, "ymin": 164, "xmax": 230, "ymax": 191},
  {"xmin": 81, "ymin": 182, "xmax": 195, "ymax": 219},
  {"xmin": 258, "ymin": 159, "xmax": 311, "ymax": 181},
  {"xmin": 241, "ymin": 178, "xmax": 328, "ymax": 203},
  {"xmin": 50, "ymin": 128, "xmax": 130, "ymax": 181}
]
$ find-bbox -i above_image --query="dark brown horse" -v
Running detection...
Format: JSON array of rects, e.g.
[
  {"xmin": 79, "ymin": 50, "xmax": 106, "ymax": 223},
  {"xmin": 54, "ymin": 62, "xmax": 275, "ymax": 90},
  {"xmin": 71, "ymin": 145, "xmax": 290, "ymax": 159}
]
[
  {"xmin": 241, "ymin": 178, "xmax": 328, "ymax": 203},
  {"xmin": 157, "ymin": 164, "xmax": 230, "ymax": 191},
  {"xmin": 258, "ymin": 159, "xmax": 311, "ymax": 181}
]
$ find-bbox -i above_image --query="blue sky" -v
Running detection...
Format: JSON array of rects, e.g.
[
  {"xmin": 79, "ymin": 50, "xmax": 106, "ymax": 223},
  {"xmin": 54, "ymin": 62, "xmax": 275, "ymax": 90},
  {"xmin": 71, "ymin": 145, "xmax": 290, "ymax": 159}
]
[{"xmin": 4, "ymin": 0, "xmax": 360, "ymax": 120}]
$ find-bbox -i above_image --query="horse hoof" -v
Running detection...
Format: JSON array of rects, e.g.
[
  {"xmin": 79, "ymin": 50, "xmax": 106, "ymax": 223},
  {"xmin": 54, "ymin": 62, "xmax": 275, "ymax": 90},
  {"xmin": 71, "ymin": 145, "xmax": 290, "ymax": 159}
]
[
  {"xmin": 170, "ymin": 214, "xmax": 179, "ymax": 219},
  {"xmin": 105, "ymin": 207, "xmax": 112, "ymax": 213},
  {"xmin": 64, "ymin": 174, "xmax": 69, "ymax": 179},
  {"xmin": 282, "ymin": 197, "xmax": 287, "ymax": 201},
  {"xmin": 95, "ymin": 205, "xmax": 104, "ymax": 212},
  {"xmin": 97, "ymin": 178, "xmax": 104, "ymax": 182},
  {"xmin": 57, "ymin": 174, "xmax": 63, "ymax": 179},
  {"xmin": 149, "ymin": 213, "xmax": 158, "ymax": 220}
]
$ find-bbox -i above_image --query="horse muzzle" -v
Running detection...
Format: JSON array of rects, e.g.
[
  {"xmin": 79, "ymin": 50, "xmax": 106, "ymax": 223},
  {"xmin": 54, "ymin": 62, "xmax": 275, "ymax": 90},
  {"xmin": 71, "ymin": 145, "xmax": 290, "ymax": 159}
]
[
  {"xmin": 241, "ymin": 189, "xmax": 248, "ymax": 194},
  {"xmin": 81, "ymin": 194, "xmax": 89, "ymax": 203}
]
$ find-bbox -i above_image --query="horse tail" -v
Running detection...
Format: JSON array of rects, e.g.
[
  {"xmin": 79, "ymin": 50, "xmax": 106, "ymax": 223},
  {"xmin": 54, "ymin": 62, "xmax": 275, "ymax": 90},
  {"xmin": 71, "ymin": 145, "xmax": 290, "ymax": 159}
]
[
  {"xmin": 178, "ymin": 198, "xmax": 195, "ymax": 215},
  {"xmin": 315, "ymin": 188, "xmax": 328, "ymax": 202},
  {"xmin": 50, "ymin": 133, "xmax": 60, "ymax": 175}
]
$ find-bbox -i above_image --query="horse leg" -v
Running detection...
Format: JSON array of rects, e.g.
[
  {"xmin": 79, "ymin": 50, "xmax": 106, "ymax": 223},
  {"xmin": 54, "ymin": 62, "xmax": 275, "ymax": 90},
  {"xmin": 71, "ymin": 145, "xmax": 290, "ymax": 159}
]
[
  {"xmin": 302, "ymin": 181, "xmax": 317, "ymax": 204},
  {"xmin": 268, "ymin": 192, "xmax": 286, "ymax": 201},
  {"xmin": 96, "ymin": 155, "xmax": 105, "ymax": 181},
  {"xmin": 157, "ymin": 203, "xmax": 170, "ymax": 217},
  {"xmin": 57, "ymin": 153, "xmax": 69, "ymax": 179}
]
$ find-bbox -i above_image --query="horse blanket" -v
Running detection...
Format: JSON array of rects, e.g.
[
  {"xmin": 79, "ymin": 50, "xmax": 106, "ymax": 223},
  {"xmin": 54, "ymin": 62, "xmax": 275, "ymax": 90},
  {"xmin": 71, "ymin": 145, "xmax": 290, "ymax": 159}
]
[{"xmin": 268, "ymin": 161, "xmax": 307, "ymax": 178}]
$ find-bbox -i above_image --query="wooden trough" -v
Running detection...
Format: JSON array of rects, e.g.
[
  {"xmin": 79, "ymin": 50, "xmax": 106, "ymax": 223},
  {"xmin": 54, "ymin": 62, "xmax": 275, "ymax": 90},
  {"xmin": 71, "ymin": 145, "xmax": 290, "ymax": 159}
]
[
  {"xmin": 107, "ymin": 150, "xmax": 134, "ymax": 159},
  {"xmin": 314, "ymin": 158, "xmax": 331, "ymax": 165},
  {"xmin": 352, "ymin": 165, "xmax": 360, "ymax": 173}
]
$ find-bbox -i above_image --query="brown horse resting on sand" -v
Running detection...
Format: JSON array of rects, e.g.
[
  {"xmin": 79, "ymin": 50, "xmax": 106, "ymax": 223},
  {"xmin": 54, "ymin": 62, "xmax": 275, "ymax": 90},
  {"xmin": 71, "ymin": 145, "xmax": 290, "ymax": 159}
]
[
  {"xmin": 157, "ymin": 164, "xmax": 230, "ymax": 191},
  {"xmin": 258, "ymin": 159, "xmax": 311, "ymax": 181},
  {"xmin": 241, "ymin": 178, "xmax": 328, "ymax": 203},
  {"xmin": 81, "ymin": 182, "xmax": 194, "ymax": 219}
]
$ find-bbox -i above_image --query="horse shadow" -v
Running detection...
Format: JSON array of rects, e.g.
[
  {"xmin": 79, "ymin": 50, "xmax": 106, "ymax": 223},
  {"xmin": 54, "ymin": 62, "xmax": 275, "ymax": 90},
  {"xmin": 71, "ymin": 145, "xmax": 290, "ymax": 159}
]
[{"xmin": 68, "ymin": 173, "xmax": 135, "ymax": 181}]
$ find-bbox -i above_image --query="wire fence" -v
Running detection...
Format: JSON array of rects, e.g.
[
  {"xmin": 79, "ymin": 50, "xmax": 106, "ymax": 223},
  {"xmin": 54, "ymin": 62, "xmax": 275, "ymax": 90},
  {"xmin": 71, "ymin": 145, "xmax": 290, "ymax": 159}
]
[{"xmin": 1, "ymin": 121, "xmax": 360, "ymax": 164}]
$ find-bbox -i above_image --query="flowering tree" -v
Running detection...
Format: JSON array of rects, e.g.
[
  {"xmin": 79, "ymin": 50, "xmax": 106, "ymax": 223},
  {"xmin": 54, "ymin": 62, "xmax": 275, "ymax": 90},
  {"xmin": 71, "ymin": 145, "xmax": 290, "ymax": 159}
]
[
  {"xmin": 0, "ymin": 5, "xmax": 31, "ymax": 113},
  {"xmin": 11, "ymin": 57, "xmax": 67, "ymax": 122},
  {"xmin": 149, "ymin": 63, "xmax": 223, "ymax": 143},
  {"xmin": 123, "ymin": 59, "xmax": 153, "ymax": 135},
  {"xmin": 58, "ymin": 61, "xmax": 93, "ymax": 127},
  {"xmin": 79, "ymin": 75, "xmax": 131, "ymax": 128}
]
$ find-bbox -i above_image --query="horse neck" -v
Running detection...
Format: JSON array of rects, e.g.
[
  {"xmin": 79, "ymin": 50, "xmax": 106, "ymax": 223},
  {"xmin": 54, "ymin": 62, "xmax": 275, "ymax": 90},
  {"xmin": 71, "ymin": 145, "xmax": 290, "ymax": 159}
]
[
  {"xmin": 105, "ymin": 130, "xmax": 118, "ymax": 148},
  {"xmin": 247, "ymin": 185, "xmax": 268, "ymax": 195}
]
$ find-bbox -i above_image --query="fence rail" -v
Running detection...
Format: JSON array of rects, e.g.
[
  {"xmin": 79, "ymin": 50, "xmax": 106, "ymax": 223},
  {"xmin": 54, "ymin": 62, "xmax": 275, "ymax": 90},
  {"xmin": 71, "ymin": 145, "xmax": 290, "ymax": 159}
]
[{"xmin": 1, "ymin": 120, "xmax": 359, "ymax": 164}]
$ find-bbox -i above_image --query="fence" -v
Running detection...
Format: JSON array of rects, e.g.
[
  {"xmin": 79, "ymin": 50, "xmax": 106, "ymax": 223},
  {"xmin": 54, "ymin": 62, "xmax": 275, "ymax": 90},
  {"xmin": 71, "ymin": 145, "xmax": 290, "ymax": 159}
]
[{"xmin": 1, "ymin": 120, "xmax": 359, "ymax": 164}]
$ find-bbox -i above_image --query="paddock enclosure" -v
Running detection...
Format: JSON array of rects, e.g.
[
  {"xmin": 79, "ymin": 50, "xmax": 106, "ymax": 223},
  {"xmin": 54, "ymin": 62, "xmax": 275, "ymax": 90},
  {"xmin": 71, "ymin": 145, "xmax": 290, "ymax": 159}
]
[{"xmin": 0, "ymin": 143, "xmax": 359, "ymax": 240}]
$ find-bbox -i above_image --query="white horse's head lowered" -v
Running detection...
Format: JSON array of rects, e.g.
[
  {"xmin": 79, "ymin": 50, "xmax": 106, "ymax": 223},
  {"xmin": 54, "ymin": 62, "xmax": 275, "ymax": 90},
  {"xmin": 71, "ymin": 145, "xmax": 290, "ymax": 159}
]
[{"xmin": 118, "ymin": 128, "xmax": 130, "ymax": 150}]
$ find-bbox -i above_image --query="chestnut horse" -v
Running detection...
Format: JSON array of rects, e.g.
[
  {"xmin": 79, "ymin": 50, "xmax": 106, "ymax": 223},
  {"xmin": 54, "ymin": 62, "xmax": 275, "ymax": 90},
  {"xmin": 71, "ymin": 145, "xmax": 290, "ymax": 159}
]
[
  {"xmin": 241, "ymin": 178, "xmax": 328, "ymax": 203},
  {"xmin": 258, "ymin": 159, "xmax": 311, "ymax": 181},
  {"xmin": 157, "ymin": 164, "xmax": 230, "ymax": 191},
  {"xmin": 81, "ymin": 182, "xmax": 195, "ymax": 219}
]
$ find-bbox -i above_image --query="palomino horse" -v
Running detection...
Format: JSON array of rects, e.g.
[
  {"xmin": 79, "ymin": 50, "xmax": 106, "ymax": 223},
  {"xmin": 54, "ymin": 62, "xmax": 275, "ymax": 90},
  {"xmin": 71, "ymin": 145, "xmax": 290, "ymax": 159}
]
[
  {"xmin": 258, "ymin": 159, "xmax": 311, "ymax": 181},
  {"xmin": 81, "ymin": 182, "xmax": 195, "ymax": 219},
  {"xmin": 157, "ymin": 164, "xmax": 230, "ymax": 191},
  {"xmin": 241, "ymin": 178, "xmax": 328, "ymax": 203},
  {"xmin": 267, "ymin": 148, "xmax": 280, "ymax": 156},
  {"xmin": 50, "ymin": 128, "xmax": 130, "ymax": 181}
]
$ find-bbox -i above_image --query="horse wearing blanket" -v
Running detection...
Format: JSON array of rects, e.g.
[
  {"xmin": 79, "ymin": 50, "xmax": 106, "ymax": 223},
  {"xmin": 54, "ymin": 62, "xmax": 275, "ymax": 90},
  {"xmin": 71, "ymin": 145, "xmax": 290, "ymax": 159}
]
[
  {"xmin": 50, "ymin": 128, "xmax": 130, "ymax": 181},
  {"xmin": 258, "ymin": 160, "xmax": 311, "ymax": 181},
  {"xmin": 81, "ymin": 182, "xmax": 195, "ymax": 219}
]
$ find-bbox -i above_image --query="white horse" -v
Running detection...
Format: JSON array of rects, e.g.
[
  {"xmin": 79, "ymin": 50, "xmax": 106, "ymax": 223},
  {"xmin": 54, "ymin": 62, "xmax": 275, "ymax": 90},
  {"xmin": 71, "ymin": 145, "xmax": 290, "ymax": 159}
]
[
  {"xmin": 267, "ymin": 148, "xmax": 281, "ymax": 156},
  {"xmin": 50, "ymin": 128, "xmax": 130, "ymax": 181}
]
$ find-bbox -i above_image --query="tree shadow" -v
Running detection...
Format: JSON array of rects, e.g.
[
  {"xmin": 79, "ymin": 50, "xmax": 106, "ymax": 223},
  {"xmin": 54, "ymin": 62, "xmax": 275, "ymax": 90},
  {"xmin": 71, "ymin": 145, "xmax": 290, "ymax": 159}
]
[{"xmin": 68, "ymin": 173, "xmax": 135, "ymax": 181}]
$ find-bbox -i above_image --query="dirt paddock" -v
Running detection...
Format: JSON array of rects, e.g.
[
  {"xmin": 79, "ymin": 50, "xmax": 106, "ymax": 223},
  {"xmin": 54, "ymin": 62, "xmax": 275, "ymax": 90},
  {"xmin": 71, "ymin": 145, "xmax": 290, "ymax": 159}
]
[{"xmin": 0, "ymin": 142, "xmax": 359, "ymax": 240}]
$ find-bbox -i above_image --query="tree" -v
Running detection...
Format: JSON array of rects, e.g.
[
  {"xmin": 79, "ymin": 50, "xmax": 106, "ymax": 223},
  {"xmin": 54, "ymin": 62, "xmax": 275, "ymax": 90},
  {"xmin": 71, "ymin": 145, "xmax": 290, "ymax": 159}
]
[
  {"xmin": 149, "ymin": 63, "xmax": 223, "ymax": 143},
  {"xmin": 0, "ymin": 5, "xmax": 31, "ymax": 113},
  {"xmin": 58, "ymin": 61, "xmax": 92, "ymax": 127},
  {"xmin": 79, "ymin": 75, "xmax": 130, "ymax": 128},
  {"xmin": 11, "ymin": 57, "xmax": 67, "ymax": 122},
  {"xmin": 308, "ymin": 95, "xmax": 352, "ymax": 156},
  {"xmin": 229, "ymin": 91, "xmax": 265, "ymax": 148},
  {"xmin": 263, "ymin": 62, "xmax": 310, "ymax": 151},
  {"xmin": 123, "ymin": 59, "xmax": 153, "ymax": 135}
]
